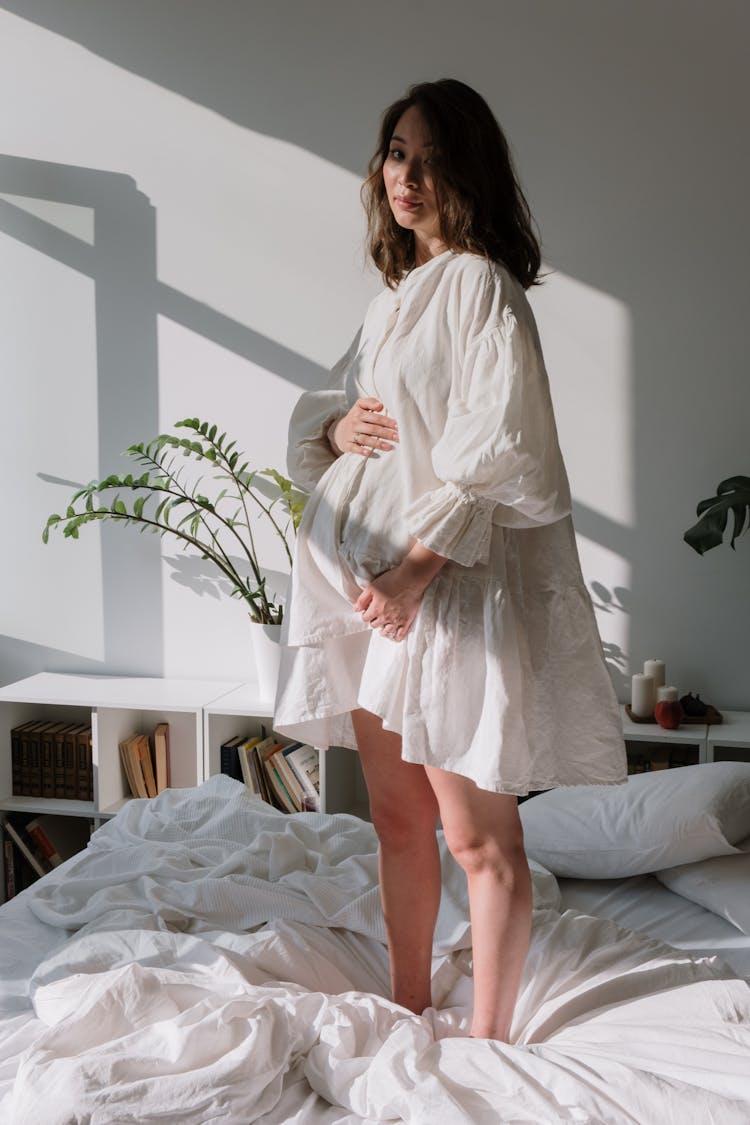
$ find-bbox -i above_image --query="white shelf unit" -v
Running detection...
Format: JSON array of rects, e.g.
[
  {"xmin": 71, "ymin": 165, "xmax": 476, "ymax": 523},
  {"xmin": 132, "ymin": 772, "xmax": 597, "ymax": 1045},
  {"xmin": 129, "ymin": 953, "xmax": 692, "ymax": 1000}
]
[
  {"xmin": 707, "ymin": 711, "xmax": 750, "ymax": 765},
  {"xmin": 0, "ymin": 673, "xmax": 243, "ymax": 821},
  {"xmin": 620, "ymin": 705, "xmax": 709, "ymax": 770},
  {"xmin": 203, "ymin": 682, "xmax": 370, "ymax": 820},
  {"xmin": 620, "ymin": 705, "xmax": 750, "ymax": 768}
]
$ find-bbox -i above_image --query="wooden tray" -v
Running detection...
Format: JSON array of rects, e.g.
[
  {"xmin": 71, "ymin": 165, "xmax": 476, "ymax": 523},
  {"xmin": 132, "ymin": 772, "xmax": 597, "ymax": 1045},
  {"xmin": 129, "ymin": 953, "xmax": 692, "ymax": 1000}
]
[{"xmin": 626, "ymin": 704, "xmax": 723, "ymax": 725}]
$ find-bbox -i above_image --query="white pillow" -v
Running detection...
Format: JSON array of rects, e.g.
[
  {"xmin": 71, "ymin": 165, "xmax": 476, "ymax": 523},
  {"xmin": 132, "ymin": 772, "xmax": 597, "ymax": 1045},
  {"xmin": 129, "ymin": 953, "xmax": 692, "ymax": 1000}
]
[
  {"xmin": 529, "ymin": 858, "xmax": 561, "ymax": 913},
  {"xmin": 520, "ymin": 762, "xmax": 750, "ymax": 879},
  {"xmin": 655, "ymin": 839, "xmax": 750, "ymax": 935}
]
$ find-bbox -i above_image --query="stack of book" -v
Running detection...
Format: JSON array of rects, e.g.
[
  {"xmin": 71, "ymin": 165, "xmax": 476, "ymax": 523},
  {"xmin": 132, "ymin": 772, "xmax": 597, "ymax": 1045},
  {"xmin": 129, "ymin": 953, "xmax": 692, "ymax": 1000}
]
[
  {"xmin": 10, "ymin": 720, "xmax": 93, "ymax": 801},
  {"xmin": 220, "ymin": 734, "xmax": 320, "ymax": 812},
  {"xmin": 2, "ymin": 813, "xmax": 90, "ymax": 899},
  {"xmin": 119, "ymin": 723, "xmax": 170, "ymax": 799}
]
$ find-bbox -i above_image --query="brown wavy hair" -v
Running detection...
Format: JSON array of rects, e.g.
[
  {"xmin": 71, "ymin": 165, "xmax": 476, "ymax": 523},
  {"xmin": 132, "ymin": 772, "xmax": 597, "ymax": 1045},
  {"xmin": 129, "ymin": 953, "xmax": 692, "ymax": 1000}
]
[{"xmin": 361, "ymin": 78, "xmax": 542, "ymax": 290}]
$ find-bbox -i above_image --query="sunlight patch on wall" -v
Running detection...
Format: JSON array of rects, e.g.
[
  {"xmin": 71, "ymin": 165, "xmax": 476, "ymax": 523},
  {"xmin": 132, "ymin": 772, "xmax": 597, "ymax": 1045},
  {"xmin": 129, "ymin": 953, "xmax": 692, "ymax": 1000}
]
[
  {"xmin": 0, "ymin": 10, "xmax": 380, "ymax": 371},
  {"xmin": 530, "ymin": 271, "xmax": 633, "ymax": 527},
  {"xmin": 0, "ymin": 231, "xmax": 104, "ymax": 658}
]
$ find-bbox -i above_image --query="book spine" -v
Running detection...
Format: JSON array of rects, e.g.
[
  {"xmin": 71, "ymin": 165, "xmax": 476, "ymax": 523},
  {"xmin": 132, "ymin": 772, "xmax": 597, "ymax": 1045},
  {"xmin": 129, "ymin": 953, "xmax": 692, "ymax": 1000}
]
[
  {"xmin": 19, "ymin": 726, "xmax": 34, "ymax": 797},
  {"xmin": 27, "ymin": 725, "xmax": 44, "ymax": 799},
  {"xmin": 87, "ymin": 734, "xmax": 94, "ymax": 801},
  {"xmin": 246, "ymin": 749, "xmax": 267, "ymax": 803},
  {"xmin": 41, "ymin": 728, "xmax": 57, "ymax": 799},
  {"xmin": 262, "ymin": 755, "xmax": 296, "ymax": 813},
  {"xmin": 1, "ymin": 818, "xmax": 48, "ymax": 877},
  {"xmin": 283, "ymin": 745, "xmax": 320, "ymax": 804},
  {"xmin": 63, "ymin": 728, "xmax": 78, "ymax": 800},
  {"xmin": 3, "ymin": 836, "xmax": 16, "ymax": 900},
  {"xmin": 220, "ymin": 740, "xmax": 243, "ymax": 783},
  {"xmin": 53, "ymin": 730, "xmax": 67, "ymax": 798},
  {"xmin": 76, "ymin": 729, "xmax": 91, "ymax": 801},
  {"xmin": 25, "ymin": 820, "xmax": 62, "ymax": 868},
  {"xmin": 271, "ymin": 751, "xmax": 303, "ymax": 811},
  {"xmin": 10, "ymin": 727, "xmax": 24, "ymax": 797}
]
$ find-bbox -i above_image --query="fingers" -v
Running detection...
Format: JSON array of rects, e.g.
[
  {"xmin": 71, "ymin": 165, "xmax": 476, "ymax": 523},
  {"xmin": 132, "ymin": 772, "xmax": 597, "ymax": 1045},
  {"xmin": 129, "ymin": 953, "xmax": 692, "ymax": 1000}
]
[
  {"xmin": 343, "ymin": 399, "xmax": 398, "ymax": 457},
  {"xmin": 354, "ymin": 587, "xmax": 372, "ymax": 612},
  {"xmin": 357, "ymin": 594, "xmax": 413, "ymax": 642}
]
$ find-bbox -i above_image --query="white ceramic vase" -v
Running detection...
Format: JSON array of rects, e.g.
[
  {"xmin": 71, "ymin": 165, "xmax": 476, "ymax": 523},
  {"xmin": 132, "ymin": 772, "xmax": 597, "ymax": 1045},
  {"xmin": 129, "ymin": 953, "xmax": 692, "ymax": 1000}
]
[{"xmin": 249, "ymin": 621, "xmax": 282, "ymax": 701}]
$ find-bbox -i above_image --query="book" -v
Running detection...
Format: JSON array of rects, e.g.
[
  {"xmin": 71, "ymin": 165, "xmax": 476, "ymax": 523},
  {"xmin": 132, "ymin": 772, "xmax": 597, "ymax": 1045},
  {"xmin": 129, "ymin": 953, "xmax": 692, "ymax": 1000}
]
[
  {"xmin": 220, "ymin": 735, "xmax": 245, "ymax": 783},
  {"xmin": 62, "ymin": 723, "xmax": 85, "ymax": 800},
  {"xmin": 41, "ymin": 722, "xmax": 68, "ymax": 799},
  {"xmin": 153, "ymin": 723, "xmax": 170, "ymax": 793},
  {"xmin": 119, "ymin": 734, "xmax": 149, "ymax": 799},
  {"xmin": 249, "ymin": 742, "xmax": 273, "ymax": 805},
  {"xmin": 282, "ymin": 743, "xmax": 320, "ymax": 810},
  {"xmin": 24, "ymin": 815, "xmax": 89, "ymax": 867},
  {"xmin": 1, "ymin": 817, "xmax": 49, "ymax": 877},
  {"xmin": 52, "ymin": 722, "xmax": 80, "ymax": 799},
  {"xmin": 245, "ymin": 742, "xmax": 268, "ymax": 800},
  {"xmin": 136, "ymin": 734, "xmax": 158, "ymax": 799},
  {"xmin": 20, "ymin": 720, "xmax": 49, "ymax": 798},
  {"xmin": 257, "ymin": 738, "xmax": 297, "ymax": 813},
  {"xmin": 10, "ymin": 721, "xmax": 37, "ymax": 796},
  {"xmin": 3, "ymin": 836, "xmax": 16, "ymax": 899},
  {"xmin": 237, "ymin": 736, "xmax": 261, "ymax": 793},
  {"xmin": 270, "ymin": 748, "xmax": 304, "ymax": 811},
  {"xmin": 76, "ymin": 727, "xmax": 93, "ymax": 801}
]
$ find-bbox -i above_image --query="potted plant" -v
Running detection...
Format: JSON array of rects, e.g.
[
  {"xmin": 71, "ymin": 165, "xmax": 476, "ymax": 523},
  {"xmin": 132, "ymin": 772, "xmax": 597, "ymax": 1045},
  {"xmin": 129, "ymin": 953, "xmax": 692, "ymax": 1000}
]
[
  {"xmin": 684, "ymin": 475, "xmax": 750, "ymax": 554},
  {"xmin": 43, "ymin": 417, "xmax": 306, "ymax": 692}
]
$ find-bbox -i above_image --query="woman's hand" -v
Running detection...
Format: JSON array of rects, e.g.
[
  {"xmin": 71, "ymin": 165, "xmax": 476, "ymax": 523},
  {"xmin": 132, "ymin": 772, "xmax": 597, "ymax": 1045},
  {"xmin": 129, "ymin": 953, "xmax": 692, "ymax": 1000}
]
[
  {"xmin": 354, "ymin": 543, "xmax": 447, "ymax": 642},
  {"xmin": 330, "ymin": 398, "xmax": 398, "ymax": 457}
]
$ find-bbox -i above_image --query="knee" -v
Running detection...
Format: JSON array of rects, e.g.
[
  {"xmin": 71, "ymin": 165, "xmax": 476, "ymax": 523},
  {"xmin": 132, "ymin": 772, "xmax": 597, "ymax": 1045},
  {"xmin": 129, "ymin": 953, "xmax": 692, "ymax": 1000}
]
[
  {"xmin": 370, "ymin": 801, "xmax": 439, "ymax": 853},
  {"xmin": 444, "ymin": 824, "xmax": 527, "ymax": 882}
]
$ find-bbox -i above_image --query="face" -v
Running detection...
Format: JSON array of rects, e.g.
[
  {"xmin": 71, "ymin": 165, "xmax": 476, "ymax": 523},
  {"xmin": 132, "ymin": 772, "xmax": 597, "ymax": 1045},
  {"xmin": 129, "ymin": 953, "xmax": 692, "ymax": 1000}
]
[{"xmin": 382, "ymin": 104, "xmax": 445, "ymax": 258}]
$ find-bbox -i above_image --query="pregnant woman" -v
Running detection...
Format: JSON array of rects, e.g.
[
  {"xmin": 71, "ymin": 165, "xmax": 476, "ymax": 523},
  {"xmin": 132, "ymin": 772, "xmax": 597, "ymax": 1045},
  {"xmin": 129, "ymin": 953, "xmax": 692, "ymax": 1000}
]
[{"xmin": 274, "ymin": 78, "xmax": 626, "ymax": 1041}]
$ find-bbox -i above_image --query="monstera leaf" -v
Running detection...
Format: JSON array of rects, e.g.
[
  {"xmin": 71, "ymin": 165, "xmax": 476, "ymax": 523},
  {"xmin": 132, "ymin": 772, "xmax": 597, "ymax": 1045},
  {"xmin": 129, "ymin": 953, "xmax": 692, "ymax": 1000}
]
[{"xmin": 684, "ymin": 476, "xmax": 750, "ymax": 554}]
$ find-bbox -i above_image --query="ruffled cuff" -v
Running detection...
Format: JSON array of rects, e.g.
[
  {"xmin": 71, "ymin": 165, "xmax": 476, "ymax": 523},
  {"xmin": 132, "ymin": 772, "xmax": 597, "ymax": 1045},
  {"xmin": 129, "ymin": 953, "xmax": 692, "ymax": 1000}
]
[{"xmin": 405, "ymin": 482, "xmax": 496, "ymax": 567}]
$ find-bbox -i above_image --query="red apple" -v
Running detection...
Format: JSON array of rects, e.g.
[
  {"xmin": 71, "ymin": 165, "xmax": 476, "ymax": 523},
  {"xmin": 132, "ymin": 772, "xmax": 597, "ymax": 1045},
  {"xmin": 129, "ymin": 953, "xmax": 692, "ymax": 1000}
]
[{"xmin": 655, "ymin": 700, "xmax": 683, "ymax": 730}]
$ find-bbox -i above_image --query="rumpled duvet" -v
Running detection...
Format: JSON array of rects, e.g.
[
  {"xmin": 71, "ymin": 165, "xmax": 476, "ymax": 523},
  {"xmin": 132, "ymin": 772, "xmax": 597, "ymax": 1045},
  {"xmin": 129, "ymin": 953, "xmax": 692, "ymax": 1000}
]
[{"xmin": 2, "ymin": 775, "xmax": 749, "ymax": 1124}]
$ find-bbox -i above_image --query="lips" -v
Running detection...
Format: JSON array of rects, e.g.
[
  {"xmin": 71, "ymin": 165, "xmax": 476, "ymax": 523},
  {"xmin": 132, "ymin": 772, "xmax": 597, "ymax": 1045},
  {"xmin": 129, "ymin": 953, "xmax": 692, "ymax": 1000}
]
[{"xmin": 396, "ymin": 197, "xmax": 421, "ymax": 210}]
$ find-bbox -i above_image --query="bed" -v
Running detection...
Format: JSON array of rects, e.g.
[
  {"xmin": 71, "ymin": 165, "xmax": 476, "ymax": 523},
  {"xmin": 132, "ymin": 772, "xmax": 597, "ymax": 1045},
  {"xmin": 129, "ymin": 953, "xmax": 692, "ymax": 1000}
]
[{"xmin": 1, "ymin": 765, "xmax": 749, "ymax": 1124}]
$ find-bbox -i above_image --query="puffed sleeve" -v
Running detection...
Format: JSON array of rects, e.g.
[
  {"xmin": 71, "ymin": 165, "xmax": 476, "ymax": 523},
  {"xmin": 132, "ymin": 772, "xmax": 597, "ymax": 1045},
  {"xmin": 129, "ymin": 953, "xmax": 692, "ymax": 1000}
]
[
  {"xmin": 286, "ymin": 329, "xmax": 361, "ymax": 493},
  {"xmin": 405, "ymin": 304, "xmax": 571, "ymax": 567}
]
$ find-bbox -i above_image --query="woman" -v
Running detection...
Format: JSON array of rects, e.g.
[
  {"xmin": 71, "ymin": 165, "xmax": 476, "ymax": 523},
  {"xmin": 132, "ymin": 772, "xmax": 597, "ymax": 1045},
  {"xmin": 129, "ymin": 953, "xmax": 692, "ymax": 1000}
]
[{"xmin": 274, "ymin": 78, "xmax": 626, "ymax": 1042}]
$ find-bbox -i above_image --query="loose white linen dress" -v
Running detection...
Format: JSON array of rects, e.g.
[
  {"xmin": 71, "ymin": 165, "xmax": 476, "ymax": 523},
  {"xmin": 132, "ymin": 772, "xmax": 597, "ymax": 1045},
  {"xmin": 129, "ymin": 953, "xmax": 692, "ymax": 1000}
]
[{"xmin": 274, "ymin": 250, "xmax": 627, "ymax": 794}]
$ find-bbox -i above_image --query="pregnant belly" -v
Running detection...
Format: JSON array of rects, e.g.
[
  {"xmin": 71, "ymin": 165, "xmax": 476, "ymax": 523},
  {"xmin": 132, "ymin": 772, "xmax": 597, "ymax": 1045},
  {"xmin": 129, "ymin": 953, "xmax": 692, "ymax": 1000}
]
[{"xmin": 338, "ymin": 451, "xmax": 411, "ymax": 581}]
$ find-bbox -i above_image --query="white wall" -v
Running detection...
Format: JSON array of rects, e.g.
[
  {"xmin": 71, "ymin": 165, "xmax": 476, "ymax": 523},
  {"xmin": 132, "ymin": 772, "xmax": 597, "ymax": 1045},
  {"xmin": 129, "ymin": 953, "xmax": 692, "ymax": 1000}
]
[{"xmin": 0, "ymin": 1, "xmax": 748, "ymax": 707}]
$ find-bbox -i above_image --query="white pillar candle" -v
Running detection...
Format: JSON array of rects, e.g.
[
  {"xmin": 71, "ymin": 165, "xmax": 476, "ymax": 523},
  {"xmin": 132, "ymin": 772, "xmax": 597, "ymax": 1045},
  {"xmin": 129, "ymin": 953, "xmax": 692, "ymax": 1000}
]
[
  {"xmin": 631, "ymin": 673, "xmax": 656, "ymax": 718},
  {"xmin": 657, "ymin": 685, "xmax": 679, "ymax": 702},
  {"xmin": 643, "ymin": 659, "xmax": 666, "ymax": 691}
]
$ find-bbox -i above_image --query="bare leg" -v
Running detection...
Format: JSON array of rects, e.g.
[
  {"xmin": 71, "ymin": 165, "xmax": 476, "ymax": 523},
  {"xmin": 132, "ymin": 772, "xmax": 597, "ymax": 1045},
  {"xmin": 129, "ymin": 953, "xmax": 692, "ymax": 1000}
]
[
  {"xmin": 425, "ymin": 767, "xmax": 532, "ymax": 1041},
  {"xmin": 351, "ymin": 708, "xmax": 441, "ymax": 1015}
]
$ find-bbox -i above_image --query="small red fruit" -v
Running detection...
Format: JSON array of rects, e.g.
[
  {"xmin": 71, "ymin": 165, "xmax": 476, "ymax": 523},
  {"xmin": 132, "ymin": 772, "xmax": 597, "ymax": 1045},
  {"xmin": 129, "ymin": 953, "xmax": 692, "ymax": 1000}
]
[{"xmin": 655, "ymin": 700, "xmax": 683, "ymax": 730}]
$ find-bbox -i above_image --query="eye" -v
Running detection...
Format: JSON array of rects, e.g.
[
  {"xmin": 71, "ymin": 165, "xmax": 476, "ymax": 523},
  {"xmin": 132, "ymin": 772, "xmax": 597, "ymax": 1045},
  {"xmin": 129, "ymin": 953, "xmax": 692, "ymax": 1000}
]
[{"xmin": 388, "ymin": 148, "xmax": 404, "ymax": 161}]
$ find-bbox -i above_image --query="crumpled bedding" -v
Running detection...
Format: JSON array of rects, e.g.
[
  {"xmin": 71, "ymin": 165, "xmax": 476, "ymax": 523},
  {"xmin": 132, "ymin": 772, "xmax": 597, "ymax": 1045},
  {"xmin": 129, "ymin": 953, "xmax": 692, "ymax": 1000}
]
[{"xmin": 2, "ymin": 776, "xmax": 750, "ymax": 1124}]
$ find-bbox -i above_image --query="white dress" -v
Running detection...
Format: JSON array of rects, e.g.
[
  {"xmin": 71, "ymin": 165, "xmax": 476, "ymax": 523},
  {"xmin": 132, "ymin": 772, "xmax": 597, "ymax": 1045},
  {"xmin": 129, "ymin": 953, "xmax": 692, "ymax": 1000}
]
[{"xmin": 274, "ymin": 250, "xmax": 627, "ymax": 795}]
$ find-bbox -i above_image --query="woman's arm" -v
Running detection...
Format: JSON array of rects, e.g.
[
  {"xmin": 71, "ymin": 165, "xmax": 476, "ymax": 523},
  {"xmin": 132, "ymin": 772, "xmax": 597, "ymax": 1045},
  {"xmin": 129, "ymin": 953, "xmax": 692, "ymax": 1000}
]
[{"xmin": 354, "ymin": 540, "xmax": 447, "ymax": 642}]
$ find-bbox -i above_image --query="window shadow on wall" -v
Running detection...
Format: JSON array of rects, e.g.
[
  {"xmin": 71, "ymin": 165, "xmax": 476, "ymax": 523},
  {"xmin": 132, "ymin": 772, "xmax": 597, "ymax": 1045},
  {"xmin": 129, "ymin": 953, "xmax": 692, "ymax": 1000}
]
[
  {"xmin": 0, "ymin": 153, "xmax": 327, "ymax": 683},
  {"xmin": 0, "ymin": 154, "xmax": 162, "ymax": 674}
]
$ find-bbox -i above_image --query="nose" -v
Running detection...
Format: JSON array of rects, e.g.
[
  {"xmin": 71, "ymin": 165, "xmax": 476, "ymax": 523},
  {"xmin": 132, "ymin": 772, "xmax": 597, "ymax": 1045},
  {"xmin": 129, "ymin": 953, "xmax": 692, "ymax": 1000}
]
[{"xmin": 398, "ymin": 156, "xmax": 421, "ymax": 188}]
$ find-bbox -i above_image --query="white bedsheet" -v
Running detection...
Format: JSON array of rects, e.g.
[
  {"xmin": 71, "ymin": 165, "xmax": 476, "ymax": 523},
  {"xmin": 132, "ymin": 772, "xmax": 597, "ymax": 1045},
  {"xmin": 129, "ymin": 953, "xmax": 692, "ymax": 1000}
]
[
  {"xmin": 558, "ymin": 873, "xmax": 750, "ymax": 980},
  {"xmin": 2, "ymin": 776, "xmax": 750, "ymax": 1124}
]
